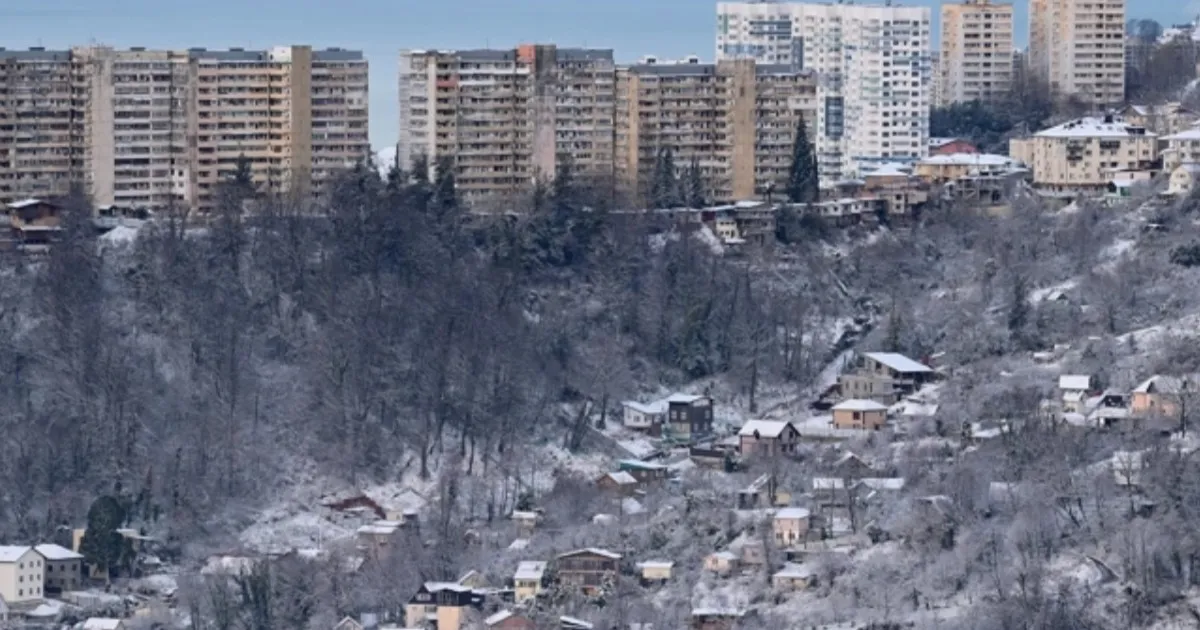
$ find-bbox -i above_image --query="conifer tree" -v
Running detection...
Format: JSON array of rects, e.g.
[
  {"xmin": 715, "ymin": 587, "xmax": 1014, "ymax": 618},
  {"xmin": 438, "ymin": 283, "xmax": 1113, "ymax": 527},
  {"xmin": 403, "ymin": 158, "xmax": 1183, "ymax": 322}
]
[{"xmin": 786, "ymin": 114, "xmax": 819, "ymax": 203}]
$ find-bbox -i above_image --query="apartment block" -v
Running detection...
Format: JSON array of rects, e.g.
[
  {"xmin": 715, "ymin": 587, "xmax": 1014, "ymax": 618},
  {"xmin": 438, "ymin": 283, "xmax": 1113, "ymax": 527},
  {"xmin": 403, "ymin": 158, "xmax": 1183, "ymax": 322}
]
[
  {"xmin": 939, "ymin": 0, "xmax": 1014, "ymax": 105},
  {"xmin": 1028, "ymin": 0, "xmax": 1126, "ymax": 106},
  {"xmin": 715, "ymin": 1, "xmax": 934, "ymax": 183},
  {"xmin": 614, "ymin": 57, "xmax": 817, "ymax": 204},
  {"xmin": 1008, "ymin": 115, "xmax": 1155, "ymax": 196},
  {"xmin": 0, "ymin": 45, "xmax": 367, "ymax": 211},
  {"xmin": 398, "ymin": 45, "xmax": 615, "ymax": 208},
  {"xmin": 0, "ymin": 48, "xmax": 75, "ymax": 204}
]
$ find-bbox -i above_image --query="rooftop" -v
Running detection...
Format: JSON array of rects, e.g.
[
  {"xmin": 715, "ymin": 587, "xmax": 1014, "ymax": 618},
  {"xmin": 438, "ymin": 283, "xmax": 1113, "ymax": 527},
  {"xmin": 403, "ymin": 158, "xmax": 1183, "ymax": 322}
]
[
  {"xmin": 863, "ymin": 352, "xmax": 933, "ymax": 373},
  {"xmin": 485, "ymin": 610, "xmax": 514, "ymax": 626},
  {"xmin": 776, "ymin": 507, "xmax": 811, "ymax": 520},
  {"xmin": 738, "ymin": 419, "xmax": 792, "ymax": 438},
  {"xmin": 602, "ymin": 471, "xmax": 639, "ymax": 485},
  {"xmin": 1035, "ymin": 116, "xmax": 1155, "ymax": 139},
  {"xmin": 82, "ymin": 620, "xmax": 123, "ymax": 630},
  {"xmin": 557, "ymin": 547, "xmax": 622, "ymax": 560},
  {"xmin": 833, "ymin": 399, "xmax": 889, "ymax": 412},
  {"xmin": 514, "ymin": 560, "xmax": 547, "ymax": 580},
  {"xmin": 0, "ymin": 545, "xmax": 31, "ymax": 562},
  {"xmin": 34, "ymin": 544, "xmax": 82, "ymax": 560},
  {"xmin": 1059, "ymin": 374, "xmax": 1092, "ymax": 391},
  {"xmin": 919, "ymin": 153, "xmax": 1016, "ymax": 167}
]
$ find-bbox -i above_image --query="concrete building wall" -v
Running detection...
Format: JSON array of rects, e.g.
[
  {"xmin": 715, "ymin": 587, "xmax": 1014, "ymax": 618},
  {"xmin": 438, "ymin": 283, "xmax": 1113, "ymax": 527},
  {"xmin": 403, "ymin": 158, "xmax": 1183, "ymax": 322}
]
[
  {"xmin": 1029, "ymin": 0, "xmax": 1125, "ymax": 105},
  {"xmin": 716, "ymin": 2, "xmax": 933, "ymax": 182},
  {"xmin": 939, "ymin": 0, "xmax": 1014, "ymax": 106},
  {"xmin": 0, "ymin": 49, "xmax": 75, "ymax": 205}
]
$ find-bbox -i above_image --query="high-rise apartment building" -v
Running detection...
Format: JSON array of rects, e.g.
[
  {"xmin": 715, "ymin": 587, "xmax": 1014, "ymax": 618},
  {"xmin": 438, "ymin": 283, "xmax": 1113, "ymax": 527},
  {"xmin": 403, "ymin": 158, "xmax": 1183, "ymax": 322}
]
[
  {"xmin": 398, "ymin": 45, "xmax": 615, "ymax": 208},
  {"xmin": 614, "ymin": 57, "xmax": 817, "ymax": 203},
  {"xmin": 715, "ymin": 1, "xmax": 934, "ymax": 183},
  {"xmin": 0, "ymin": 45, "xmax": 368, "ymax": 211},
  {"xmin": 0, "ymin": 48, "xmax": 75, "ymax": 203},
  {"xmin": 939, "ymin": 0, "xmax": 1014, "ymax": 105},
  {"xmin": 1028, "ymin": 0, "xmax": 1125, "ymax": 106}
]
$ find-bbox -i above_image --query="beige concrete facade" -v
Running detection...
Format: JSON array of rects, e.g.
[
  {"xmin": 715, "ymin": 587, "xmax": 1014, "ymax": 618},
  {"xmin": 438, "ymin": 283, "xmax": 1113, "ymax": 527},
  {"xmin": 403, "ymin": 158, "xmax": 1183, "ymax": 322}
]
[
  {"xmin": 0, "ymin": 49, "xmax": 75, "ymax": 204},
  {"xmin": 615, "ymin": 58, "xmax": 816, "ymax": 205},
  {"xmin": 0, "ymin": 546, "xmax": 44, "ymax": 604},
  {"xmin": 1009, "ymin": 116, "xmax": 1156, "ymax": 196},
  {"xmin": 939, "ymin": 0, "xmax": 1014, "ymax": 105},
  {"xmin": 1028, "ymin": 0, "xmax": 1125, "ymax": 105},
  {"xmin": 0, "ymin": 46, "xmax": 367, "ymax": 211},
  {"xmin": 398, "ymin": 45, "xmax": 615, "ymax": 209}
]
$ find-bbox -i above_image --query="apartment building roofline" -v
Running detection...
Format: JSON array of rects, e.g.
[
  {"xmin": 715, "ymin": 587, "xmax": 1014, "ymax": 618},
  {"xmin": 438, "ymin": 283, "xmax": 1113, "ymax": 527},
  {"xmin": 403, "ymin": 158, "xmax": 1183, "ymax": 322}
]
[
  {"xmin": 622, "ymin": 60, "xmax": 813, "ymax": 78},
  {"xmin": 0, "ymin": 48, "xmax": 71, "ymax": 61},
  {"xmin": 402, "ymin": 46, "xmax": 612, "ymax": 62}
]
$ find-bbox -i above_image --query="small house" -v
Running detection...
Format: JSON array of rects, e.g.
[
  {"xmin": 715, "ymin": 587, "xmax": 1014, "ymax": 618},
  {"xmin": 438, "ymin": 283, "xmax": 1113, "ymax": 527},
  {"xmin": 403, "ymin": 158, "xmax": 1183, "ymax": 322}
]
[
  {"xmin": 1131, "ymin": 375, "xmax": 1199, "ymax": 417},
  {"xmin": 596, "ymin": 471, "xmax": 639, "ymax": 496},
  {"xmin": 618, "ymin": 459, "xmax": 670, "ymax": 483},
  {"xmin": 333, "ymin": 617, "xmax": 364, "ymax": 630},
  {"xmin": 829, "ymin": 451, "xmax": 876, "ymax": 478},
  {"xmin": 485, "ymin": 610, "xmax": 535, "ymax": 630},
  {"xmin": 7, "ymin": 199, "xmax": 63, "ymax": 248},
  {"xmin": 831, "ymin": 399, "xmax": 888, "ymax": 430},
  {"xmin": 773, "ymin": 508, "xmax": 811, "ymax": 547},
  {"xmin": 622, "ymin": 400, "xmax": 668, "ymax": 433},
  {"xmin": 636, "ymin": 560, "xmax": 673, "ymax": 585},
  {"xmin": 737, "ymin": 420, "xmax": 800, "ymax": 457},
  {"xmin": 664, "ymin": 394, "xmax": 714, "ymax": 441},
  {"xmin": 34, "ymin": 544, "xmax": 82, "ymax": 593},
  {"xmin": 404, "ymin": 582, "xmax": 485, "ymax": 630},
  {"xmin": 736, "ymin": 473, "xmax": 779, "ymax": 509},
  {"xmin": 772, "ymin": 562, "xmax": 815, "ymax": 590},
  {"xmin": 690, "ymin": 608, "xmax": 745, "ymax": 630},
  {"xmin": 838, "ymin": 352, "xmax": 935, "ymax": 404},
  {"xmin": 1059, "ymin": 374, "xmax": 1094, "ymax": 414},
  {"xmin": 702, "ymin": 551, "xmax": 738, "ymax": 575},
  {"xmin": 1169, "ymin": 163, "xmax": 1200, "ymax": 196},
  {"xmin": 510, "ymin": 511, "xmax": 539, "ymax": 536},
  {"xmin": 811, "ymin": 478, "xmax": 847, "ymax": 507},
  {"xmin": 738, "ymin": 539, "xmax": 766, "ymax": 566},
  {"xmin": 513, "ymin": 561, "xmax": 547, "ymax": 602},
  {"xmin": 0, "ymin": 546, "xmax": 43, "ymax": 603},
  {"xmin": 554, "ymin": 548, "xmax": 621, "ymax": 595},
  {"xmin": 356, "ymin": 521, "xmax": 402, "ymax": 559}
]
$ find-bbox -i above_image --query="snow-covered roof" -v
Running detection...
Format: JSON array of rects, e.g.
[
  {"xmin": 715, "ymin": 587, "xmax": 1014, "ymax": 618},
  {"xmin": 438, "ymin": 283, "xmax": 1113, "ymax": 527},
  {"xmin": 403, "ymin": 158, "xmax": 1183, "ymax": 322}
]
[
  {"xmin": 833, "ymin": 399, "xmax": 888, "ymax": 412},
  {"xmin": 709, "ymin": 550, "xmax": 738, "ymax": 560},
  {"xmin": 560, "ymin": 616, "xmax": 594, "ymax": 629},
  {"xmin": 928, "ymin": 137, "xmax": 962, "ymax": 148},
  {"xmin": 7, "ymin": 198, "xmax": 45, "ymax": 209},
  {"xmin": 557, "ymin": 547, "xmax": 622, "ymax": 560},
  {"xmin": 774, "ymin": 562, "xmax": 816, "ymax": 579},
  {"xmin": 812, "ymin": 477, "xmax": 846, "ymax": 490},
  {"xmin": 919, "ymin": 153, "xmax": 1015, "ymax": 167},
  {"xmin": 738, "ymin": 419, "xmax": 792, "ymax": 438},
  {"xmin": 356, "ymin": 524, "xmax": 398, "ymax": 535},
  {"xmin": 692, "ymin": 607, "xmax": 745, "ymax": 617},
  {"xmin": 510, "ymin": 510, "xmax": 538, "ymax": 521},
  {"xmin": 1133, "ymin": 374, "xmax": 1200, "ymax": 394},
  {"xmin": 0, "ymin": 546, "xmax": 32, "ymax": 562},
  {"xmin": 514, "ymin": 560, "xmax": 547, "ymax": 580},
  {"xmin": 666, "ymin": 393, "xmax": 705, "ymax": 404},
  {"xmin": 507, "ymin": 538, "xmax": 529, "ymax": 551},
  {"xmin": 82, "ymin": 620, "xmax": 123, "ymax": 630},
  {"xmin": 618, "ymin": 459, "xmax": 668, "ymax": 470},
  {"xmin": 1175, "ymin": 163, "xmax": 1200, "ymax": 176},
  {"xmin": 858, "ymin": 477, "xmax": 906, "ymax": 491},
  {"xmin": 622, "ymin": 399, "xmax": 668, "ymax": 414},
  {"xmin": 1167, "ymin": 127, "xmax": 1200, "ymax": 141},
  {"xmin": 621, "ymin": 497, "xmax": 646, "ymax": 514},
  {"xmin": 862, "ymin": 352, "xmax": 932, "ymax": 373},
  {"xmin": 601, "ymin": 471, "xmax": 638, "ymax": 485},
  {"xmin": 776, "ymin": 507, "xmax": 811, "ymax": 520},
  {"xmin": 637, "ymin": 560, "xmax": 675, "ymax": 569},
  {"xmin": 485, "ymin": 610, "xmax": 514, "ymax": 627},
  {"xmin": 865, "ymin": 162, "xmax": 911, "ymax": 177},
  {"xmin": 424, "ymin": 581, "xmax": 473, "ymax": 593},
  {"xmin": 1035, "ymin": 117, "xmax": 1155, "ymax": 139},
  {"xmin": 1059, "ymin": 375, "xmax": 1091, "ymax": 391},
  {"xmin": 34, "ymin": 544, "xmax": 82, "ymax": 560}
]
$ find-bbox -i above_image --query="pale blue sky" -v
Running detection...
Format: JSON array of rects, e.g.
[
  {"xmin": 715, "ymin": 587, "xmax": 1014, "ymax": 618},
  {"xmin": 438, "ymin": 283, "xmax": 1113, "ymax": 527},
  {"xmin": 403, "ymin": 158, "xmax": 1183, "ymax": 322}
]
[{"xmin": 1, "ymin": 0, "xmax": 1186, "ymax": 150}]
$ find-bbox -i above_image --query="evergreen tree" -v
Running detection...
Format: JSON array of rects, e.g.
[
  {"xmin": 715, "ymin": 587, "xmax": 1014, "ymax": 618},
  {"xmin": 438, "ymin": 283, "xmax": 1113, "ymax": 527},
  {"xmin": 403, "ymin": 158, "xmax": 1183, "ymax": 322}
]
[
  {"xmin": 384, "ymin": 146, "xmax": 405, "ymax": 196},
  {"xmin": 651, "ymin": 147, "xmax": 679, "ymax": 209},
  {"xmin": 79, "ymin": 495, "xmax": 131, "ymax": 582},
  {"xmin": 431, "ymin": 154, "xmax": 459, "ymax": 217},
  {"xmin": 685, "ymin": 158, "xmax": 707, "ymax": 208},
  {"xmin": 786, "ymin": 114, "xmax": 819, "ymax": 203},
  {"xmin": 407, "ymin": 153, "xmax": 433, "ymax": 212},
  {"xmin": 550, "ymin": 153, "xmax": 578, "ymax": 217}
]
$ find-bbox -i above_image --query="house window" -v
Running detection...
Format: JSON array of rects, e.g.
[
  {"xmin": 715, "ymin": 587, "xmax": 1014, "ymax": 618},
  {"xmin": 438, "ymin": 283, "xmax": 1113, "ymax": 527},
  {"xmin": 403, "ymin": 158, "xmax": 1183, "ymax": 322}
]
[
  {"xmin": 853, "ymin": 412, "xmax": 861, "ymax": 420},
  {"xmin": 17, "ymin": 589, "xmax": 22, "ymax": 597}
]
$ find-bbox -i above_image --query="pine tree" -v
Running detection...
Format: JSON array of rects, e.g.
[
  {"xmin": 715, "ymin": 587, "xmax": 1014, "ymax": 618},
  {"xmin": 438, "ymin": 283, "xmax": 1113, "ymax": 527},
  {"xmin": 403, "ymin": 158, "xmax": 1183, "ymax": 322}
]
[
  {"xmin": 685, "ymin": 158, "xmax": 707, "ymax": 208},
  {"xmin": 550, "ymin": 153, "xmax": 578, "ymax": 217},
  {"xmin": 431, "ymin": 154, "xmax": 459, "ymax": 216},
  {"xmin": 651, "ymin": 147, "xmax": 679, "ymax": 209},
  {"xmin": 786, "ymin": 114, "xmax": 819, "ymax": 203},
  {"xmin": 79, "ymin": 495, "xmax": 130, "ymax": 583}
]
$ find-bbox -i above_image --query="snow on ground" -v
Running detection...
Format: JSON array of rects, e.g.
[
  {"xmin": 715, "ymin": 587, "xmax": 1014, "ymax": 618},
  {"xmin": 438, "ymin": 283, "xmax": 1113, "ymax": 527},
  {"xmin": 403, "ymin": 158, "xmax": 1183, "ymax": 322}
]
[
  {"xmin": 374, "ymin": 145, "xmax": 397, "ymax": 179},
  {"xmin": 239, "ymin": 510, "xmax": 355, "ymax": 553},
  {"xmin": 99, "ymin": 223, "xmax": 143, "ymax": 246},
  {"xmin": 615, "ymin": 436, "xmax": 659, "ymax": 459},
  {"xmin": 1029, "ymin": 278, "xmax": 1078, "ymax": 304},
  {"xmin": 693, "ymin": 225, "xmax": 725, "ymax": 256}
]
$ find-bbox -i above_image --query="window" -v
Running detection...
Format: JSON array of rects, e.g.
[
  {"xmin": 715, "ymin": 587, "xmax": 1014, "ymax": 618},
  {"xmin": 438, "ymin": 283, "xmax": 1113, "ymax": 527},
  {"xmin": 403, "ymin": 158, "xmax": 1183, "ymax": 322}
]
[
  {"xmin": 853, "ymin": 412, "xmax": 861, "ymax": 420},
  {"xmin": 17, "ymin": 590, "xmax": 21, "ymax": 597}
]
